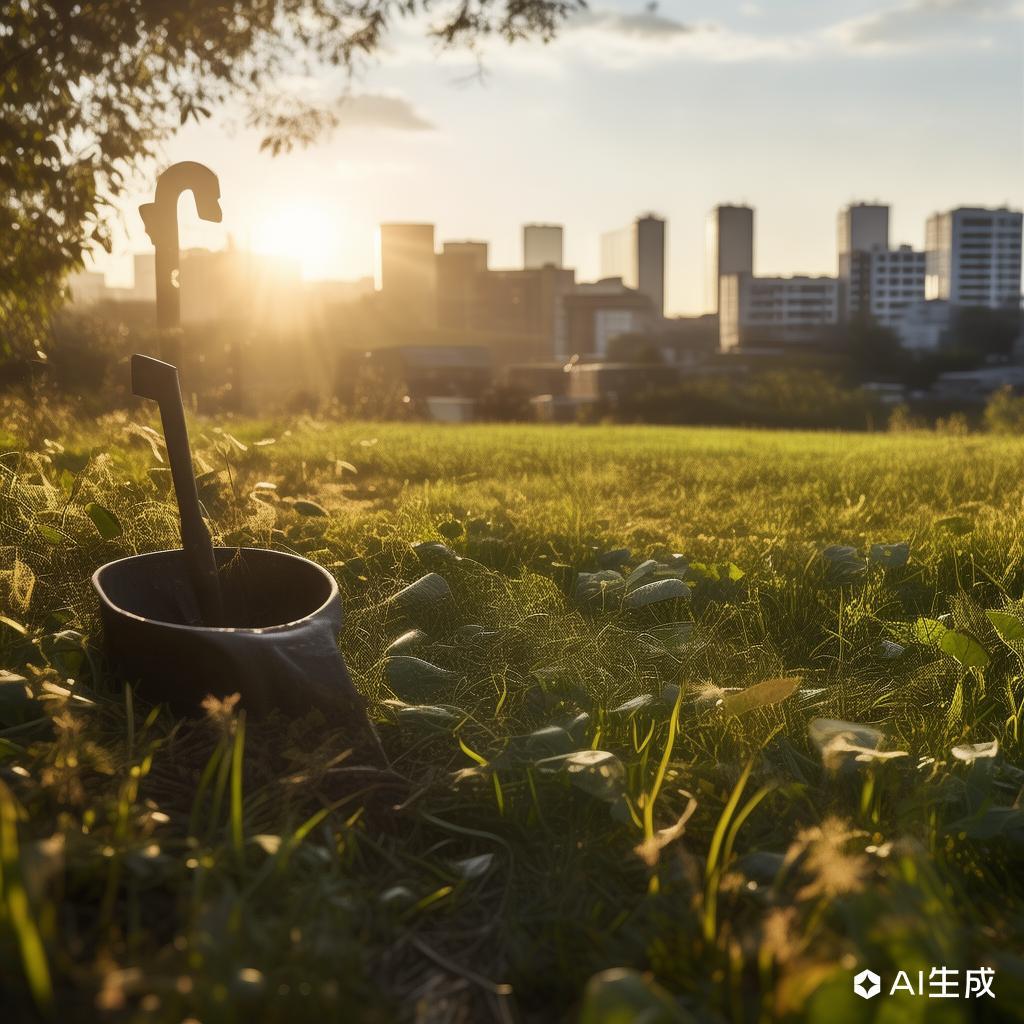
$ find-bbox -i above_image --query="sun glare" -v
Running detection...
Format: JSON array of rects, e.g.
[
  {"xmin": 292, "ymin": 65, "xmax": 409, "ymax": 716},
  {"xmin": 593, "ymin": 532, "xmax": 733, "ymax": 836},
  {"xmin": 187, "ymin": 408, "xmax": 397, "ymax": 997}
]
[{"xmin": 250, "ymin": 201, "xmax": 341, "ymax": 280}]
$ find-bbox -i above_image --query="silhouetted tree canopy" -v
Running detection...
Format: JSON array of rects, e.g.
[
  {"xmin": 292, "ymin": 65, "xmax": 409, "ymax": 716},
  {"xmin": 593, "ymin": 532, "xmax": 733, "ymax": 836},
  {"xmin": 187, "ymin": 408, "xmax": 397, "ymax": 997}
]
[{"xmin": 0, "ymin": 0, "xmax": 583, "ymax": 353}]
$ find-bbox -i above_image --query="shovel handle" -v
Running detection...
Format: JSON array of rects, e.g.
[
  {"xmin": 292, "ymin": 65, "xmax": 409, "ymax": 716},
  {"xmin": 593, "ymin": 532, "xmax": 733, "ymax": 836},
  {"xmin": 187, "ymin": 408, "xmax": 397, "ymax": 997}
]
[{"xmin": 132, "ymin": 354, "xmax": 224, "ymax": 625}]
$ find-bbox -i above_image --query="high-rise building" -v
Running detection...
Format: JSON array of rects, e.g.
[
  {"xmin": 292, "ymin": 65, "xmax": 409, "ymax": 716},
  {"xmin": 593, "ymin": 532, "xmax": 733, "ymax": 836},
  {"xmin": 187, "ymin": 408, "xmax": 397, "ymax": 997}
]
[
  {"xmin": 436, "ymin": 240, "xmax": 487, "ymax": 329},
  {"xmin": 436, "ymin": 241, "xmax": 489, "ymax": 331},
  {"xmin": 600, "ymin": 214, "xmax": 665, "ymax": 318},
  {"xmin": 837, "ymin": 203, "xmax": 889, "ymax": 317},
  {"xmin": 377, "ymin": 223, "xmax": 437, "ymax": 327},
  {"xmin": 442, "ymin": 240, "xmax": 489, "ymax": 271},
  {"xmin": 925, "ymin": 207, "xmax": 1023, "ymax": 309},
  {"xmin": 720, "ymin": 274, "xmax": 839, "ymax": 351},
  {"xmin": 705, "ymin": 205, "xmax": 754, "ymax": 314},
  {"xmin": 523, "ymin": 224, "xmax": 564, "ymax": 270}
]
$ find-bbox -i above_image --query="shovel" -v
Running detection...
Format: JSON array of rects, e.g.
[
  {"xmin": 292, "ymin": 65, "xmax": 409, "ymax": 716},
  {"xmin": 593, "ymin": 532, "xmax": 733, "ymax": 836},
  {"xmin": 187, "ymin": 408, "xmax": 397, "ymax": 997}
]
[
  {"xmin": 93, "ymin": 358, "xmax": 382, "ymax": 756},
  {"xmin": 131, "ymin": 354, "xmax": 223, "ymax": 625},
  {"xmin": 92, "ymin": 164, "xmax": 383, "ymax": 761}
]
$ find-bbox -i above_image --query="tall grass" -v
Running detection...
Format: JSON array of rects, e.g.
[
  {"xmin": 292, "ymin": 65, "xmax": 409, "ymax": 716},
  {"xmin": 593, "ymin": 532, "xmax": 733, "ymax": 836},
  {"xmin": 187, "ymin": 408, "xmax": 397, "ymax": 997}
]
[{"xmin": 2, "ymin": 406, "xmax": 1024, "ymax": 1019}]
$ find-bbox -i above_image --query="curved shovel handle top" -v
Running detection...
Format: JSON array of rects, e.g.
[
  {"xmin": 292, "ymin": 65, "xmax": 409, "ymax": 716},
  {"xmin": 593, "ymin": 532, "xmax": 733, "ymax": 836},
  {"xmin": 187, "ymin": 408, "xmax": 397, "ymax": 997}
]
[{"xmin": 139, "ymin": 161, "xmax": 222, "ymax": 337}]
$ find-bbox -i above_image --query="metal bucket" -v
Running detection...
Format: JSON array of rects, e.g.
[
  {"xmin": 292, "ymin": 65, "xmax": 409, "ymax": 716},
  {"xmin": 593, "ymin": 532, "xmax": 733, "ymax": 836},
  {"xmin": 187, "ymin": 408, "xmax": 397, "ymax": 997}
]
[{"xmin": 92, "ymin": 547, "xmax": 373, "ymax": 731}]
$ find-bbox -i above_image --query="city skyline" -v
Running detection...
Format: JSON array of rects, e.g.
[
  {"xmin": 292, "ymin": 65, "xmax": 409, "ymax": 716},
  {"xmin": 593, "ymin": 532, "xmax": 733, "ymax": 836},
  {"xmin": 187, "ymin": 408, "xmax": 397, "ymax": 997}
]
[
  {"xmin": 85, "ymin": 0, "xmax": 1024, "ymax": 315},
  {"xmin": 84, "ymin": 198, "xmax": 1024, "ymax": 313}
]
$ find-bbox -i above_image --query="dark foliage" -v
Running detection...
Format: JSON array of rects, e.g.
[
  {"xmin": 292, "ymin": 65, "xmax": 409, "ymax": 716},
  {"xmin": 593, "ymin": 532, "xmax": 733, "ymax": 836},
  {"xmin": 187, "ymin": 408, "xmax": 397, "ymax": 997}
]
[{"xmin": 0, "ymin": 0, "xmax": 583, "ymax": 353}]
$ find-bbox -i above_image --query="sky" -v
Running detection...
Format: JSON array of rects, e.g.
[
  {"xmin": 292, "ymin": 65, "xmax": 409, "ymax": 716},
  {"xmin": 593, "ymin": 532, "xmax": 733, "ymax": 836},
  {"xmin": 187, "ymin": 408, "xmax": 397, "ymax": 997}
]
[{"xmin": 96, "ymin": 0, "xmax": 1024, "ymax": 315}]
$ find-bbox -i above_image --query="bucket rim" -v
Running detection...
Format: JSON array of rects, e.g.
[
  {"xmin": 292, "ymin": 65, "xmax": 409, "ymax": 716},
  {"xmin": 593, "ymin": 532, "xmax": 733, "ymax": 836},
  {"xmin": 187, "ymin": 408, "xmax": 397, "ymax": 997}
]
[{"xmin": 92, "ymin": 546, "xmax": 340, "ymax": 636}]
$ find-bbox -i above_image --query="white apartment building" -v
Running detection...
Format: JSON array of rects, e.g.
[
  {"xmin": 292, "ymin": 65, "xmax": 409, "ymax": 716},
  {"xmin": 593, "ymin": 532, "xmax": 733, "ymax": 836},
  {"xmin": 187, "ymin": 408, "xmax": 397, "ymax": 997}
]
[
  {"xmin": 926, "ymin": 207, "xmax": 1023, "ymax": 309},
  {"xmin": 865, "ymin": 245, "xmax": 926, "ymax": 329},
  {"xmin": 720, "ymin": 273, "xmax": 839, "ymax": 351}
]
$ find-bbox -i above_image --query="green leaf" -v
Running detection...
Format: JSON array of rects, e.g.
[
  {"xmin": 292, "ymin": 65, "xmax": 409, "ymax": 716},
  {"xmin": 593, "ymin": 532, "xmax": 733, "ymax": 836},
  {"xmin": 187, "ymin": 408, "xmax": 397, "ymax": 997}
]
[
  {"xmin": 939, "ymin": 629, "xmax": 989, "ymax": 668},
  {"xmin": 987, "ymin": 610, "xmax": 1024, "ymax": 643},
  {"xmin": 913, "ymin": 617, "xmax": 948, "ymax": 644},
  {"xmin": 36, "ymin": 524, "xmax": 63, "ymax": 545},
  {"xmin": 85, "ymin": 501, "xmax": 122, "ymax": 540}
]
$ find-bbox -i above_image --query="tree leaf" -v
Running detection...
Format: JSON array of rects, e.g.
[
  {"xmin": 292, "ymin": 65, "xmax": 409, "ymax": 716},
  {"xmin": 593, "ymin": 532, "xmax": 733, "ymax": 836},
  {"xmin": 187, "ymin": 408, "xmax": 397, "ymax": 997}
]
[
  {"xmin": 395, "ymin": 705, "xmax": 460, "ymax": 731},
  {"xmin": 291, "ymin": 499, "xmax": 328, "ymax": 517},
  {"xmin": 385, "ymin": 657, "xmax": 458, "ymax": 701},
  {"xmin": 869, "ymin": 542, "xmax": 909, "ymax": 568},
  {"xmin": 36, "ymin": 524, "xmax": 63, "ymax": 545},
  {"xmin": 722, "ymin": 676, "xmax": 801, "ymax": 717},
  {"xmin": 913, "ymin": 617, "xmax": 948, "ymax": 645},
  {"xmin": 951, "ymin": 739, "xmax": 999, "ymax": 763},
  {"xmin": 987, "ymin": 610, "xmax": 1024, "ymax": 643},
  {"xmin": 608, "ymin": 694, "xmax": 656, "ymax": 718},
  {"xmin": 939, "ymin": 629, "xmax": 989, "ymax": 668},
  {"xmin": 821, "ymin": 546, "xmax": 866, "ymax": 583},
  {"xmin": 535, "ymin": 749, "xmax": 626, "ymax": 802},
  {"xmin": 622, "ymin": 578, "xmax": 690, "ymax": 609},
  {"xmin": 389, "ymin": 573, "xmax": 452, "ymax": 617},
  {"xmin": 386, "ymin": 629, "xmax": 429, "ymax": 656},
  {"xmin": 85, "ymin": 501, "xmax": 122, "ymax": 540},
  {"xmin": 575, "ymin": 570, "xmax": 625, "ymax": 609},
  {"xmin": 449, "ymin": 853, "xmax": 494, "ymax": 880},
  {"xmin": 640, "ymin": 622, "xmax": 695, "ymax": 655}
]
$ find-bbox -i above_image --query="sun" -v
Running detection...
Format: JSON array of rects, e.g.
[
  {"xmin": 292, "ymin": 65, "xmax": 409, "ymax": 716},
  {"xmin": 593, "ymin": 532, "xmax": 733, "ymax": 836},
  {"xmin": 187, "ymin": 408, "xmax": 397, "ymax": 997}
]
[{"xmin": 250, "ymin": 201, "xmax": 341, "ymax": 280}]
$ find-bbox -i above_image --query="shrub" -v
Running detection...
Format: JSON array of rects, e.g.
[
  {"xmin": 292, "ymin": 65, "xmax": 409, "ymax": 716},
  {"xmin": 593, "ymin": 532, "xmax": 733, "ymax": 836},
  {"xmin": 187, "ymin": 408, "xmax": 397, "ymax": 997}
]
[{"xmin": 983, "ymin": 386, "xmax": 1024, "ymax": 434}]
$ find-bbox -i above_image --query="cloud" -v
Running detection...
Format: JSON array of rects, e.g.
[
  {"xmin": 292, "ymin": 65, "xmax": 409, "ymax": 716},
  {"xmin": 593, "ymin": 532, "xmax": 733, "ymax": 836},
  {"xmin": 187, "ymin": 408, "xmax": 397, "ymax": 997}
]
[
  {"xmin": 564, "ymin": 15, "xmax": 812, "ymax": 64},
  {"xmin": 570, "ymin": 7, "xmax": 694, "ymax": 39},
  {"xmin": 382, "ymin": 0, "xmax": 1021, "ymax": 73},
  {"xmin": 828, "ymin": 0, "xmax": 1016, "ymax": 51},
  {"xmin": 336, "ymin": 93, "xmax": 435, "ymax": 131}
]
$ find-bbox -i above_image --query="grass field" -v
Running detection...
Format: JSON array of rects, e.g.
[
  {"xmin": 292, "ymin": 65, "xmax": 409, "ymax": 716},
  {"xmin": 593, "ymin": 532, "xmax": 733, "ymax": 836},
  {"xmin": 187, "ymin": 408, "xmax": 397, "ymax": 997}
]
[{"xmin": 3, "ymin": 409, "xmax": 1024, "ymax": 1022}]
